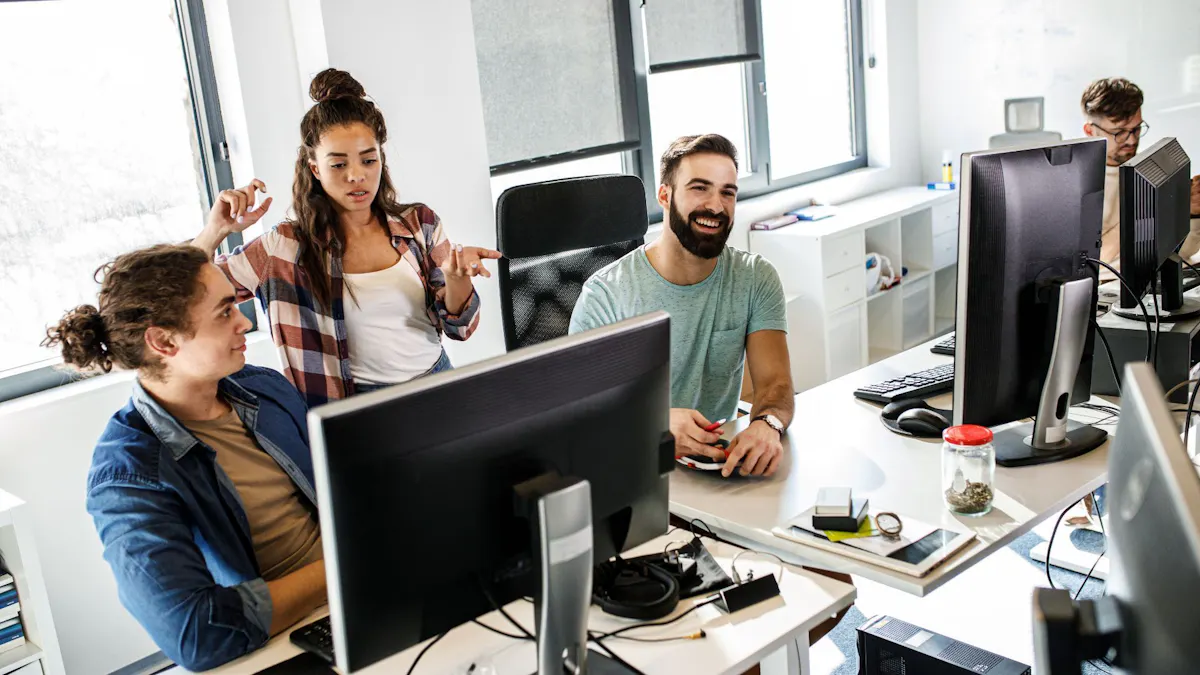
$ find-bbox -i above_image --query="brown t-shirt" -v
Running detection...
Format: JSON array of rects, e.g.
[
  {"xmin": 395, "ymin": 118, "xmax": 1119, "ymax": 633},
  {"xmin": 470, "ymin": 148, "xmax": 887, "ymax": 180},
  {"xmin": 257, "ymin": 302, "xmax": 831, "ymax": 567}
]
[{"xmin": 184, "ymin": 406, "xmax": 323, "ymax": 581}]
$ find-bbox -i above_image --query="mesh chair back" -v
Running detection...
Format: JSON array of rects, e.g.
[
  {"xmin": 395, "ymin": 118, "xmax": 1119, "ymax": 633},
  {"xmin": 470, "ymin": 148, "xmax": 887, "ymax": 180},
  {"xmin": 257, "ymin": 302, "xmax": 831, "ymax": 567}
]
[{"xmin": 496, "ymin": 175, "xmax": 648, "ymax": 351}]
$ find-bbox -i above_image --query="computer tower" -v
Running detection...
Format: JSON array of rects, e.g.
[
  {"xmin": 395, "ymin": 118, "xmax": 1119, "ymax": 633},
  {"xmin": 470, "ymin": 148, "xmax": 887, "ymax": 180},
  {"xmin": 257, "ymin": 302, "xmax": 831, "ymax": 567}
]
[{"xmin": 857, "ymin": 615, "xmax": 1031, "ymax": 675}]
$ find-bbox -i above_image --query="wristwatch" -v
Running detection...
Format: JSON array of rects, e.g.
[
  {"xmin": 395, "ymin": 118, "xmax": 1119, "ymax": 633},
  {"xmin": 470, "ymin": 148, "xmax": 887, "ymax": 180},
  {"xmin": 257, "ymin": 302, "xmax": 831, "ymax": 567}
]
[{"xmin": 752, "ymin": 414, "xmax": 785, "ymax": 438}]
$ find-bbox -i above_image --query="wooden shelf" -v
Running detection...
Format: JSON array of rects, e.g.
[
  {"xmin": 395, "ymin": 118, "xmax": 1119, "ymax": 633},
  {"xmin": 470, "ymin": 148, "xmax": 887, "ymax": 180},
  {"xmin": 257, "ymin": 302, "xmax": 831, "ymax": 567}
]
[{"xmin": 0, "ymin": 642, "xmax": 43, "ymax": 675}]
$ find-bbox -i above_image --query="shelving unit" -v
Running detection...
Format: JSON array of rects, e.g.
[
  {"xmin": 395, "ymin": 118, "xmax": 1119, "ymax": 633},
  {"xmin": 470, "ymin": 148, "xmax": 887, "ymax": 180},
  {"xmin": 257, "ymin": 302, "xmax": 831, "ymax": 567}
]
[
  {"xmin": 750, "ymin": 187, "xmax": 959, "ymax": 393},
  {"xmin": 0, "ymin": 490, "xmax": 63, "ymax": 675}
]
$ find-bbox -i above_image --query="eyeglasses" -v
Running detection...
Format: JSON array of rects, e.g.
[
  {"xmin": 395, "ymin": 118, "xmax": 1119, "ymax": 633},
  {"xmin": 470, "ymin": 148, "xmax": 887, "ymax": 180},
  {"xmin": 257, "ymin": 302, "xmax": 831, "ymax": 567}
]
[{"xmin": 1090, "ymin": 120, "xmax": 1150, "ymax": 144}]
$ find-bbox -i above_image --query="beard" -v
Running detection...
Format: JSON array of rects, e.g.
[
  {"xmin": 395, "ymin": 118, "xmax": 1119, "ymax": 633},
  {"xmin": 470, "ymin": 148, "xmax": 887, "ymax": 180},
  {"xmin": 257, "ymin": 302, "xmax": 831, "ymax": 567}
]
[{"xmin": 668, "ymin": 196, "xmax": 732, "ymax": 259}]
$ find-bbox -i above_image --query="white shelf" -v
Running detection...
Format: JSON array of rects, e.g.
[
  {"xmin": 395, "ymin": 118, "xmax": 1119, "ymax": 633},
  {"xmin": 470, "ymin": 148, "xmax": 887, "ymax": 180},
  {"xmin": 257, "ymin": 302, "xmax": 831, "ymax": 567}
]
[
  {"xmin": 0, "ymin": 642, "xmax": 43, "ymax": 675},
  {"xmin": 904, "ymin": 269, "xmax": 932, "ymax": 285},
  {"xmin": 866, "ymin": 286, "xmax": 900, "ymax": 303}
]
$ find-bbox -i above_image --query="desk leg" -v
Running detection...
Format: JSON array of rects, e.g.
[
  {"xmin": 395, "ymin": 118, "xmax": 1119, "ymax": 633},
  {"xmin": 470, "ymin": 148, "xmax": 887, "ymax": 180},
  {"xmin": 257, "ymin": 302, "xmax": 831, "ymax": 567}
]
[{"xmin": 759, "ymin": 636, "xmax": 810, "ymax": 675}]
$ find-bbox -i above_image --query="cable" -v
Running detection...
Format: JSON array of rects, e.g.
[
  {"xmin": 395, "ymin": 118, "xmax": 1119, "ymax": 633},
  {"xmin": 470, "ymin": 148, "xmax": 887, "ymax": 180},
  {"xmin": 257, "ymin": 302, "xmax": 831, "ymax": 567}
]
[
  {"xmin": 587, "ymin": 634, "xmax": 648, "ymax": 675},
  {"xmin": 1185, "ymin": 372, "xmax": 1200, "ymax": 451},
  {"xmin": 405, "ymin": 632, "xmax": 448, "ymax": 675},
  {"xmin": 1045, "ymin": 499, "xmax": 1083, "ymax": 590},
  {"xmin": 688, "ymin": 518, "xmax": 717, "ymax": 540},
  {"xmin": 593, "ymin": 596, "xmax": 721, "ymax": 640},
  {"xmin": 471, "ymin": 619, "xmax": 532, "ymax": 641},
  {"xmin": 1151, "ymin": 275, "xmax": 1161, "ymax": 367},
  {"xmin": 1089, "ymin": 258, "xmax": 1154, "ymax": 363},
  {"xmin": 1093, "ymin": 322, "xmax": 1122, "ymax": 392},
  {"xmin": 478, "ymin": 578, "xmax": 536, "ymax": 641},
  {"xmin": 1074, "ymin": 546, "xmax": 1107, "ymax": 601},
  {"xmin": 731, "ymin": 549, "xmax": 785, "ymax": 584},
  {"xmin": 1164, "ymin": 377, "xmax": 1200, "ymax": 400},
  {"xmin": 607, "ymin": 631, "xmax": 706, "ymax": 643}
]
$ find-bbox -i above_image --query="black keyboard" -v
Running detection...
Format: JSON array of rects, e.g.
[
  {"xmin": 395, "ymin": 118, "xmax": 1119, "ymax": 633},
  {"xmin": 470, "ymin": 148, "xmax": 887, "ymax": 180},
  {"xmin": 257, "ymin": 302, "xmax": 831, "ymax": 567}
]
[
  {"xmin": 290, "ymin": 617, "xmax": 334, "ymax": 664},
  {"xmin": 930, "ymin": 334, "xmax": 955, "ymax": 356},
  {"xmin": 853, "ymin": 363, "xmax": 955, "ymax": 404}
]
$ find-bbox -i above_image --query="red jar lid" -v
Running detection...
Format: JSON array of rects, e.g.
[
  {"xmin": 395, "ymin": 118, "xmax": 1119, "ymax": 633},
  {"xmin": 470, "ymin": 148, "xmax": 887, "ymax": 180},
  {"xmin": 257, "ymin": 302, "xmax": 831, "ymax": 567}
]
[{"xmin": 943, "ymin": 424, "xmax": 993, "ymax": 446}]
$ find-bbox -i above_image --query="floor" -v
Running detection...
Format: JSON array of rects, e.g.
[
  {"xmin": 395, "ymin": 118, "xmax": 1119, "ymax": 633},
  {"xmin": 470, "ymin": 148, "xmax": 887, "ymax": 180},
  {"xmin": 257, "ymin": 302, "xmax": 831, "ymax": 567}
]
[{"xmin": 806, "ymin": 517, "xmax": 1111, "ymax": 674}]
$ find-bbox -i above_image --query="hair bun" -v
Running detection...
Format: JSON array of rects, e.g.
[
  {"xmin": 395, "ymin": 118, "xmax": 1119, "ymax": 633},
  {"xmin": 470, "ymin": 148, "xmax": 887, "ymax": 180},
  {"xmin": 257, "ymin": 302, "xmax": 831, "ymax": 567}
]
[
  {"xmin": 43, "ymin": 304, "xmax": 112, "ymax": 372},
  {"xmin": 309, "ymin": 68, "xmax": 366, "ymax": 104}
]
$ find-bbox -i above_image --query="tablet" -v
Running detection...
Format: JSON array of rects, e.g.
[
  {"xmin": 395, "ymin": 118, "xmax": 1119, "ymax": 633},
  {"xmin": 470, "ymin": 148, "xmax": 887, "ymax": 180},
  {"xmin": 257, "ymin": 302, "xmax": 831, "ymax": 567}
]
[{"xmin": 771, "ymin": 508, "xmax": 976, "ymax": 578}]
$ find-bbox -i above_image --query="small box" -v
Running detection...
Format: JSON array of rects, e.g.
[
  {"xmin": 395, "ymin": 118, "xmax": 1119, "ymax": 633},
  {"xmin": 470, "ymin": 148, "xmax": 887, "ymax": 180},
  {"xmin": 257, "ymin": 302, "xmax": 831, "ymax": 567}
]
[
  {"xmin": 815, "ymin": 487, "xmax": 852, "ymax": 516},
  {"xmin": 813, "ymin": 498, "xmax": 870, "ymax": 532}
]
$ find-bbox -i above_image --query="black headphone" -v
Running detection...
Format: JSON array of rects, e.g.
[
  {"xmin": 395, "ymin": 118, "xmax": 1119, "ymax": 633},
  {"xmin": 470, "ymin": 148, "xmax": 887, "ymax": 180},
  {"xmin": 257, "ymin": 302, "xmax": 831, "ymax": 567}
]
[{"xmin": 592, "ymin": 558, "xmax": 680, "ymax": 620}]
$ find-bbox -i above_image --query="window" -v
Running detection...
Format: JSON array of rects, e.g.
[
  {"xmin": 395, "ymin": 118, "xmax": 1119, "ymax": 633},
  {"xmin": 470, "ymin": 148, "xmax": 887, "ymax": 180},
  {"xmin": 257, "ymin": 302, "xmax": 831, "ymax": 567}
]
[
  {"xmin": 0, "ymin": 0, "xmax": 231, "ymax": 400},
  {"xmin": 489, "ymin": 154, "xmax": 628, "ymax": 207},
  {"xmin": 761, "ymin": 0, "xmax": 862, "ymax": 180},
  {"xmin": 474, "ymin": 0, "xmax": 867, "ymax": 212},
  {"xmin": 647, "ymin": 64, "xmax": 754, "ymax": 183}
]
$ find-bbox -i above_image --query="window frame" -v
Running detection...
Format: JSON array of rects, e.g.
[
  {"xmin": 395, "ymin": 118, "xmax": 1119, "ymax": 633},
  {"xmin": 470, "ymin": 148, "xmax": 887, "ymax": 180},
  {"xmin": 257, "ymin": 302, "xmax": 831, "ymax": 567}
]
[
  {"xmin": 486, "ymin": 0, "xmax": 868, "ymax": 222},
  {"xmin": 0, "ymin": 0, "xmax": 246, "ymax": 403}
]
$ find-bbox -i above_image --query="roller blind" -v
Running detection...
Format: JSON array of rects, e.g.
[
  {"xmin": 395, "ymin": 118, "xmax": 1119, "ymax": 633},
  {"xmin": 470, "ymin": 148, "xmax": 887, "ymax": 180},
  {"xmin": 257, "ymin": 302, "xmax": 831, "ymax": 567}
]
[
  {"xmin": 644, "ymin": 0, "xmax": 762, "ymax": 73},
  {"xmin": 471, "ymin": 0, "xmax": 639, "ymax": 171}
]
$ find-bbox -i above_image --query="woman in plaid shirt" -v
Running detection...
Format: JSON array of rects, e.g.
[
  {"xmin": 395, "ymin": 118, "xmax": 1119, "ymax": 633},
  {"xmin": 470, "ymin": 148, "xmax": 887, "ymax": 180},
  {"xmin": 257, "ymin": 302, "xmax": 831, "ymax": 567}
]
[{"xmin": 193, "ymin": 69, "xmax": 500, "ymax": 407}]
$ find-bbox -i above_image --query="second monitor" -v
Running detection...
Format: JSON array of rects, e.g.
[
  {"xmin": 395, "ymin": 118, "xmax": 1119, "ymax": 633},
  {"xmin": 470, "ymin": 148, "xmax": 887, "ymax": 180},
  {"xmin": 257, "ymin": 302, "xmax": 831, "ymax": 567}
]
[{"xmin": 954, "ymin": 138, "xmax": 1109, "ymax": 466}]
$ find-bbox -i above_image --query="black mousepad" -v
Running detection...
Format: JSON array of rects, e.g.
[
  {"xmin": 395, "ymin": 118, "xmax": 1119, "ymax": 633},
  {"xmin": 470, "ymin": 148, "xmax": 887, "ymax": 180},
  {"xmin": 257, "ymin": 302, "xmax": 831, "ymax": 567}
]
[
  {"xmin": 879, "ymin": 405, "xmax": 952, "ymax": 439},
  {"xmin": 255, "ymin": 652, "xmax": 334, "ymax": 674}
]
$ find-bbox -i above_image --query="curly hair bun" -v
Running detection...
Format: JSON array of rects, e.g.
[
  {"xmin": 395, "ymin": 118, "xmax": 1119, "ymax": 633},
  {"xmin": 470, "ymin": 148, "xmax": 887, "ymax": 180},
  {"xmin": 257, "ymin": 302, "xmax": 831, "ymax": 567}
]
[
  {"xmin": 43, "ymin": 304, "xmax": 112, "ymax": 373},
  {"xmin": 309, "ymin": 68, "xmax": 366, "ymax": 104}
]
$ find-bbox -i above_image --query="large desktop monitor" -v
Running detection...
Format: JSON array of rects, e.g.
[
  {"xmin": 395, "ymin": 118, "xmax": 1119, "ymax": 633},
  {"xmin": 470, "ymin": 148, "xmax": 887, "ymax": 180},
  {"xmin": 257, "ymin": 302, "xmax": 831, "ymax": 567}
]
[
  {"xmin": 1033, "ymin": 362, "xmax": 1200, "ymax": 673},
  {"xmin": 309, "ymin": 312, "xmax": 674, "ymax": 674},
  {"xmin": 1112, "ymin": 138, "xmax": 1196, "ymax": 321},
  {"xmin": 954, "ymin": 138, "xmax": 1109, "ymax": 466}
]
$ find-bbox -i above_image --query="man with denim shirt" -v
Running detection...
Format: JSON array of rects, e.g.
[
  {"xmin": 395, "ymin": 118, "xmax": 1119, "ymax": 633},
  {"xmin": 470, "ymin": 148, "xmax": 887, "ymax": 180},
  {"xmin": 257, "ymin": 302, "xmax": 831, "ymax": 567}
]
[{"xmin": 44, "ymin": 243, "xmax": 326, "ymax": 671}]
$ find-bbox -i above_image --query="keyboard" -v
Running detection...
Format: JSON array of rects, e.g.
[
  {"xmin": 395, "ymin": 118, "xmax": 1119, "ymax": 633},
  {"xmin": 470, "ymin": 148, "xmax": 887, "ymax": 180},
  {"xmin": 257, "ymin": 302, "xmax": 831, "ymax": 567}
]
[
  {"xmin": 930, "ymin": 334, "xmax": 955, "ymax": 356},
  {"xmin": 290, "ymin": 617, "xmax": 334, "ymax": 663},
  {"xmin": 852, "ymin": 363, "xmax": 955, "ymax": 404}
]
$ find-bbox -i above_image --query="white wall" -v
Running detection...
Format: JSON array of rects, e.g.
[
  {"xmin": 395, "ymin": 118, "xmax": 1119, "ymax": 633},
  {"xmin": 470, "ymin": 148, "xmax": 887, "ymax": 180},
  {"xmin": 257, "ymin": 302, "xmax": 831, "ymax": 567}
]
[{"xmin": 917, "ymin": 0, "xmax": 1200, "ymax": 183}]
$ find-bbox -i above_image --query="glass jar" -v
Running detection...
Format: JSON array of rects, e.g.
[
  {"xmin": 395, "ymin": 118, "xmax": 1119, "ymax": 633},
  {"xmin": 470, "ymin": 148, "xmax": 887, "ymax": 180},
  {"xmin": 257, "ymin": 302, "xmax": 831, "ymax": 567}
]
[{"xmin": 942, "ymin": 425, "xmax": 995, "ymax": 516}]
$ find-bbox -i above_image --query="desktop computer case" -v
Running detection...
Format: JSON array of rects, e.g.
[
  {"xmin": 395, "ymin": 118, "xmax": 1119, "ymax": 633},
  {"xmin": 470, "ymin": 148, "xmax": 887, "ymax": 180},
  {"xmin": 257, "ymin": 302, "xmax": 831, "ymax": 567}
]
[{"xmin": 857, "ymin": 615, "xmax": 1030, "ymax": 675}]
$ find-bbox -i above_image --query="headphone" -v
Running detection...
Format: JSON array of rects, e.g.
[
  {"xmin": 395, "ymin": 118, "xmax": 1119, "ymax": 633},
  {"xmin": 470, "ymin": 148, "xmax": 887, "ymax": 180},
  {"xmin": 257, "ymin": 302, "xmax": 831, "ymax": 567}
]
[{"xmin": 592, "ymin": 558, "xmax": 680, "ymax": 620}]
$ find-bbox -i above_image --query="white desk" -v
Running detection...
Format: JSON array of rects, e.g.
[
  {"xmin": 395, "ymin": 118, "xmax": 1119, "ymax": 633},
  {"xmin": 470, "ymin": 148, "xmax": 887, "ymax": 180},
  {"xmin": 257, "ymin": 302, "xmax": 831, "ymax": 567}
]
[
  {"xmin": 169, "ymin": 536, "xmax": 855, "ymax": 675},
  {"xmin": 670, "ymin": 338, "xmax": 1116, "ymax": 597}
]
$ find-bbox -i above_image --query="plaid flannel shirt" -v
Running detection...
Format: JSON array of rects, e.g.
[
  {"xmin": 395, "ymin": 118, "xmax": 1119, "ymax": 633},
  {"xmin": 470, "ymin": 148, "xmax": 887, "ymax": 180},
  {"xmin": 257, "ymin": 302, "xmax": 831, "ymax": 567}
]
[{"xmin": 215, "ymin": 203, "xmax": 480, "ymax": 407}]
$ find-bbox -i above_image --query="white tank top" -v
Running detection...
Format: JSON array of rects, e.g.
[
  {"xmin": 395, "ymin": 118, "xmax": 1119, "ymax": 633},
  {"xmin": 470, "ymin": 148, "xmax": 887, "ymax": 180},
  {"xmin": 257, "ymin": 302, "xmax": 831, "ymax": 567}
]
[{"xmin": 342, "ymin": 260, "xmax": 443, "ymax": 385}]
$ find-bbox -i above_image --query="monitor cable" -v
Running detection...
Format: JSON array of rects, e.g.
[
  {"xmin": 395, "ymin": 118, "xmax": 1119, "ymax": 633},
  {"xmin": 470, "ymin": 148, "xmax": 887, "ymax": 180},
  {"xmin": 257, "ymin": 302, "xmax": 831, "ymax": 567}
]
[
  {"xmin": 1093, "ymin": 322, "xmax": 1121, "ymax": 392},
  {"xmin": 1088, "ymin": 258, "xmax": 1154, "ymax": 363},
  {"xmin": 404, "ymin": 632, "xmax": 448, "ymax": 675}
]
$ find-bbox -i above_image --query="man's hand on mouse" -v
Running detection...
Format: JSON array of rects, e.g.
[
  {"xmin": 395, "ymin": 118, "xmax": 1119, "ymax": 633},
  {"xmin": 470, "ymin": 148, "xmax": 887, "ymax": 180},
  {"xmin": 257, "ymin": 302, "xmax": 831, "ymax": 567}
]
[
  {"xmin": 670, "ymin": 408, "xmax": 725, "ymax": 460},
  {"xmin": 725, "ymin": 419, "xmax": 783, "ymax": 478}
]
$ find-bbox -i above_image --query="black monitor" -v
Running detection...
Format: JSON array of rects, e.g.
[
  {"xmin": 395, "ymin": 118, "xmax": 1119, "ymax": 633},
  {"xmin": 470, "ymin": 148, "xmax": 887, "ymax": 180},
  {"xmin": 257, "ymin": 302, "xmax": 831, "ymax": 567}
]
[
  {"xmin": 308, "ymin": 313, "xmax": 674, "ymax": 673},
  {"xmin": 1112, "ymin": 138, "xmax": 1196, "ymax": 321},
  {"xmin": 1033, "ymin": 362, "xmax": 1200, "ymax": 673},
  {"xmin": 954, "ymin": 138, "xmax": 1109, "ymax": 466}
]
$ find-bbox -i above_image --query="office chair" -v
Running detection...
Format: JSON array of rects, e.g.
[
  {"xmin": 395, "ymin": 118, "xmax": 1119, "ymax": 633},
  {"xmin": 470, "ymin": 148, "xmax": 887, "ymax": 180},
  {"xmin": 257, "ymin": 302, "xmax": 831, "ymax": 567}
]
[
  {"xmin": 495, "ymin": 174, "xmax": 648, "ymax": 351},
  {"xmin": 988, "ymin": 97, "xmax": 1062, "ymax": 149}
]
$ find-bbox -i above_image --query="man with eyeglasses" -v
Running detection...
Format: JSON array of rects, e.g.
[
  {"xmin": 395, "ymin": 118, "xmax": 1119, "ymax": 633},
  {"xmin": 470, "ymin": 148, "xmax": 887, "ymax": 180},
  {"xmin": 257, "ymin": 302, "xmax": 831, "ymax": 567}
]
[{"xmin": 1081, "ymin": 77, "xmax": 1200, "ymax": 281}]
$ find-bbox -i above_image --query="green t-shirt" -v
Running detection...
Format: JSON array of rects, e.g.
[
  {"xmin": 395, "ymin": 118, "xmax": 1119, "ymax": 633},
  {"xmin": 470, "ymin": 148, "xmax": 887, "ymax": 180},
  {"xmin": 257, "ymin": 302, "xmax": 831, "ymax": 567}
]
[{"xmin": 568, "ymin": 245, "xmax": 787, "ymax": 421}]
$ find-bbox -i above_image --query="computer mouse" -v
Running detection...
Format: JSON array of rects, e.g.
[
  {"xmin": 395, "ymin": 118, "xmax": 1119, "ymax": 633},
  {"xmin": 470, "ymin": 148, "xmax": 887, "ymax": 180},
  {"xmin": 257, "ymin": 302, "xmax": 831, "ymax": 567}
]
[
  {"xmin": 881, "ymin": 398, "xmax": 931, "ymax": 421},
  {"xmin": 897, "ymin": 408, "xmax": 950, "ymax": 437}
]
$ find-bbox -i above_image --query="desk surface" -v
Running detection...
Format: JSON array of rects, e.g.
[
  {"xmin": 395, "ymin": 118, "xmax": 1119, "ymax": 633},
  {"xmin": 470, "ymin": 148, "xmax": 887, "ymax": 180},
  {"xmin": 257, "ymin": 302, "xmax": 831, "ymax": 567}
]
[
  {"xmin": 169, "ymin": 536, "xmax": 855, "ymax": 675},
  {"xmin": 670, "ymin": 338, "xmax": 1115, "ymax": 597}
]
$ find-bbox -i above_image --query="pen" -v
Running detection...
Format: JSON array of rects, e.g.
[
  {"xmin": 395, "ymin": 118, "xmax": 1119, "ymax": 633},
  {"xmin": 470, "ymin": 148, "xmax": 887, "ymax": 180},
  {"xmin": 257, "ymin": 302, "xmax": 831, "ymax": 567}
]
[{"xmin": 703, "ymin": 418, "xmax": 727, "ymax": 432}]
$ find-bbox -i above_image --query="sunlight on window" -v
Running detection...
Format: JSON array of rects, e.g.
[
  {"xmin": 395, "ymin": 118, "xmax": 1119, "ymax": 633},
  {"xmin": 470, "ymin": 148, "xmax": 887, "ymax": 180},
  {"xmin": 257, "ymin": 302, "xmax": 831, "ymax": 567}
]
[
  {"xmin": 762, "ymin": 0, "xmax": 856, "ymax": 179},
  {"xmin": 0, "ymin": 1, "xmax": 209, "ymax": 374},
  {"xmin": 648, "ymin": 64, "xmax": 752, "ymax": 184}
]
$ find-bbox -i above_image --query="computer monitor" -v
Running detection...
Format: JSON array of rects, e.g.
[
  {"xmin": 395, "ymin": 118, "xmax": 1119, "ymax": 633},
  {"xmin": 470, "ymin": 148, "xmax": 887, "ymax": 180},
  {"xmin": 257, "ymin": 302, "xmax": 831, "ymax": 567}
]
[
  {"xmin": 1032, "ymin": 362, "xmax": 1200, "ymax": 673},
  {"xmin": 954, "ymin": 138, "xmax": 1109, "ymax": 466},
  {"xmin": 1112, "ymin": 138, "xmax": 1196, "ymax": 321},
  {"xmin": 308, "ymin": 312, "xmax": 674, "ymax": 673}
]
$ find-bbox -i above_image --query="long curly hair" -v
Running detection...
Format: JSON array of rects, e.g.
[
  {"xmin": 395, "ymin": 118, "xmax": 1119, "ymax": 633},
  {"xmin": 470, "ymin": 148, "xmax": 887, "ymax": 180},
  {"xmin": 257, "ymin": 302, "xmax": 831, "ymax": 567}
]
[{"xmin": 292, "ymin": 68, "xmax": 410, "ymax": 309}]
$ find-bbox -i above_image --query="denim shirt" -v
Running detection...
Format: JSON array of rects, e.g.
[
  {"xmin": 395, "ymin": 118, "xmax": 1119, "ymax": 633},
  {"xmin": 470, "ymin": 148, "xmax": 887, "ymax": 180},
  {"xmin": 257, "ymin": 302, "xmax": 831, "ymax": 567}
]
[{"xmin": 86, "ymin": 365, "xmax": 314, "ymax": 672}]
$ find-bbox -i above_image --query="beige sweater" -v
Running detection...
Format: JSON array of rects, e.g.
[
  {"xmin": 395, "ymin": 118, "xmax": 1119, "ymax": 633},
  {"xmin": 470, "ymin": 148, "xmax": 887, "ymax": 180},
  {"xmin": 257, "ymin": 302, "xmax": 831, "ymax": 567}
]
[{"xmin": 1099, "ymin": 166, "xmax": 1200, "ymax": 281}]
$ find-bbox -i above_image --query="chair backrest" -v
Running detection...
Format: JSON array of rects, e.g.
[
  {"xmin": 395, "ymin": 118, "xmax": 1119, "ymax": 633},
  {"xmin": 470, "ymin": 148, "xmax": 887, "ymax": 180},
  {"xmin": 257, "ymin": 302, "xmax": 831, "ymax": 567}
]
[{"xmin": 496, "ymin": 174, "xmax": 648, "ymax": 351}]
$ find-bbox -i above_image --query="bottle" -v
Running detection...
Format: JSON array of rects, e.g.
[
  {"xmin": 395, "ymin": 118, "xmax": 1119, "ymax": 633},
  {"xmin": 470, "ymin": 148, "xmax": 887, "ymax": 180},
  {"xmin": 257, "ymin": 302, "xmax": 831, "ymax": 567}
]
[
  {"xmin": 941, "ymin": 425, "xmax": 995, "ymax": 517},
  {"xmin": 941, "ymin": 150, "xmax": 954, "ymax": 184}
]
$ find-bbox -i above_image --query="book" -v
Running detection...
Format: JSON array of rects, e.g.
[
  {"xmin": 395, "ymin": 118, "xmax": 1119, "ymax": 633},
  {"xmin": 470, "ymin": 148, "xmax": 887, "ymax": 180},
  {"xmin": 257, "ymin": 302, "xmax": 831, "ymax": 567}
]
[
  {"xmin": 812, "ymin": 497, "xmax": 870, "ymax": 532},
  {"xmin": 0, "ymin": 622, "xmax": 23, "ymax": 642},
  {"xmin": 0, "ymin": 603, "xmax": 19, "ymax": 624},
  {"xmin": 750, "ymin": 214, "xmax": 799, "ymax": 231},
  {"xmin": 0, "ymin": 635, "xmax": 26, "ymax": 655},
  {"xmin": 0, "ymin": 573, "xmax": 12, "ymax": 587},
  {"xmin": 788, "ymin": 204, "xmax": 839, "ymax": 221},
  {"xmin": 815, "ymin": 487, "xmax": 852, "ymax": 516},
  {"xmin": 0, "ymin": 618, "xmax": 17, "ymax": 632},
  {"xmin": 0, "ymin": 589, "xmax": 16, "ymax": 610}
]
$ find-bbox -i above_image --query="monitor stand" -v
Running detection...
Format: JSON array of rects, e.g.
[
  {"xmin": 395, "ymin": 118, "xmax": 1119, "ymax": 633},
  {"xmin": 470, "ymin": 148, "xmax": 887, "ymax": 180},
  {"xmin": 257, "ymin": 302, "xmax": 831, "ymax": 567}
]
[
  {"xmin": 1112, "ymin": 257, "xmax": 1200, "ymax": 321},
  {"xmin": 993, "ymin": 277, "xmax": 1108, "ymax": 467},
  {"xmin": 515, "ymin": 473, "xmax": 639, "ymax": 675}
]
